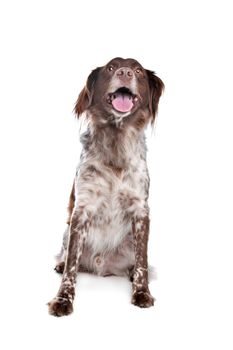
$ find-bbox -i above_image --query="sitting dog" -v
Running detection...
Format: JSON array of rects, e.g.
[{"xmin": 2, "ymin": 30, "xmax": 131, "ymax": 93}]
[{"xmin": 48, "ymin": 57, "xmax": 164, "ymax": 316}]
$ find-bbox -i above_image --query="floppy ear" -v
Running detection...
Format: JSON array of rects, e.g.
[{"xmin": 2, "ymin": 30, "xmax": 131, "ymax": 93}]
[
  {"xmin": 146, "ymin": 70, "xmax": 164, "ymax": 123},
  {"xmin": 74, "ymin": 67, "xmax": 101, "ymax": 117}
]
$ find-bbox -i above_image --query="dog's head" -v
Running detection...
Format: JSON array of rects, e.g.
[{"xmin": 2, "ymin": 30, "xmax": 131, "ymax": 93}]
[{"xmin": 75, "ymin": 57, "xmax": 164, "ymax": 127}]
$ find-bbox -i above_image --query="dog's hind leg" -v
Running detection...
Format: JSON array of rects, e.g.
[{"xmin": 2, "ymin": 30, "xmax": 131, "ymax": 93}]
[
  {"xmin": 54, "ymin": 225, "xmax": 89, "ymax": 274},
  {"xmin": 54, "ymin": 226, "xmax": 69, "ymax": 274}
]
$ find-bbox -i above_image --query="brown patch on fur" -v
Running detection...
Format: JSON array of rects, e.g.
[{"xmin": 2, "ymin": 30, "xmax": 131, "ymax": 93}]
[
  {"xmin": 86, "ymin": 165, "xmax": 103, "ymax": 177},
  {"xmin": 82, "ymin": 165, "xmax": 103, "ymax": 182},
  {"xmin": 118, "ymin": 191, "xmax": 140, "ymax": 211},
  {"xmin": 134, "ymin": 114, "xmax": 148, "ymax": 130},
  {"xmin": 106, "ymin": 161, "xmax": 123, "ymax": 177},
  {"xmin": 67, "ymin": 182, "xmax": 75, "ymax": 225}
]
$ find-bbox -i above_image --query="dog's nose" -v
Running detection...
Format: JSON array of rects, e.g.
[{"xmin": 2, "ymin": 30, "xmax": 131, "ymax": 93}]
[{"xmin": 116, "ymin": 67, "xmax": 134, "ymax": 80}]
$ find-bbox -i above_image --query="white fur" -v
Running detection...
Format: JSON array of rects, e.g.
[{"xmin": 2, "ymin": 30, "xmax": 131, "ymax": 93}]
[{"xmin": 69, "ymin": 124, "xmax": 149, "ymax": 276}]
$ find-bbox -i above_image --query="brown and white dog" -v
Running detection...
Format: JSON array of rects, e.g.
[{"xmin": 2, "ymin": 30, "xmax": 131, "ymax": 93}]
[{"xmin": 48, "ymin": 57, "xmax": 164, "ymax": 316}]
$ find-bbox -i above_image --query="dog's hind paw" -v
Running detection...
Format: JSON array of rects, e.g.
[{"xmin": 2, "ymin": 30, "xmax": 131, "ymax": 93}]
[{"xmin": 54, "ymin": 262, "xmax": 65, "ymax": 274}]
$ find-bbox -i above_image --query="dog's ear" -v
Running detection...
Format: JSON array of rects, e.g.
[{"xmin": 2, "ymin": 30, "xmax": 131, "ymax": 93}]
[
  {"xmin": 146, "ymin": 70, "xmax": 164, "ymax": 123},
  {"xmin": 74, "ymin": 67, "xmax": 101, "ymax": 117}
]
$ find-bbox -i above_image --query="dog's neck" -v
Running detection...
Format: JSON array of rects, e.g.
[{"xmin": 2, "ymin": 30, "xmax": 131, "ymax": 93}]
[{"xmin": 80, "ymin": 123, "xmax": 147, "ymax": 169}]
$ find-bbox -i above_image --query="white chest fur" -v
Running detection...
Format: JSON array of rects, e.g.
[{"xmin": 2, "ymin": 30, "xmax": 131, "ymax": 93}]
[{"xmin": 74, "ymin": 127, "xmax": 149, "ymax": 255}]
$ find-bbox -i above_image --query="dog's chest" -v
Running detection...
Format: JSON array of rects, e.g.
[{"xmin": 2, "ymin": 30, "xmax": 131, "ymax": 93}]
[{"xmin": 76, "ymin": 155, "xmax": 149, "ymax": 253}]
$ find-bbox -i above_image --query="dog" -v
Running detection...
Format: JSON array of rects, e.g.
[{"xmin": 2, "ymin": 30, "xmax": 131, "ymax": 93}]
[{"xmin": 48, "ymin": 57, "xmax": 164, "ymax": 316}]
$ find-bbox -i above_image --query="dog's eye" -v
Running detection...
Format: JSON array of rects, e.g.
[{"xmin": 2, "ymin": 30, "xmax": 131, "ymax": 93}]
[
  {"xmin": 108, "ymin": 66, "xmax": 114, "ymax": 72},
  {"xmin": 135, "ymin": 68, "xmax": 142, "ymax": 74}
]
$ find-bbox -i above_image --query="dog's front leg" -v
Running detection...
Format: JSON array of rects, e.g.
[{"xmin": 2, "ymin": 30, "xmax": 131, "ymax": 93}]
[
  {"xmin": 131, "ymin": 213, "xmax": 154, "ymax": 308},
  {"xmin": 48, "ymin": 209, "xmax": 88, "ymax": 316}
]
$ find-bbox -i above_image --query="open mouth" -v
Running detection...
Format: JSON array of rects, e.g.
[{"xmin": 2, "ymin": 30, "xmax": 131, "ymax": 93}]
[{"xmin": 107, "ymin": 87, "xmax": 138, "ymax": 113}]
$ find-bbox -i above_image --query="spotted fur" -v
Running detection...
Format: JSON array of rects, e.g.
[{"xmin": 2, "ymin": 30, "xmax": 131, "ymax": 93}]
[{"xmin": 48, "ymin": 57, "xmax": 164, "ymax": 316}]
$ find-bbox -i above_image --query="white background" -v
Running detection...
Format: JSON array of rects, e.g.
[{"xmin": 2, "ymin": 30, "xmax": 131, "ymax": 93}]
[{"xmin": 0, "ymin": 0, "xmax": 232, "ymax": 349}]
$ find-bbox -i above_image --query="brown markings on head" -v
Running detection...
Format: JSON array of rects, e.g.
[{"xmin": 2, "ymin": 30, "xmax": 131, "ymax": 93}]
[
  {"xmin": 74, "ymin": 67, "xmax": 101, "ymax": 117},
  {"xmin": 146, "ymin": 70, "xmax": 165, "ymax": 124},
  {"xmin": 73, "ymin": 57, "xmax": 164, "ymax": 128}
]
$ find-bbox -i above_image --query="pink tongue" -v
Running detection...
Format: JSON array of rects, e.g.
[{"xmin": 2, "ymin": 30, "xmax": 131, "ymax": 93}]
[{"xmin": 112, "ymin": 93, "xmax": 133, "ymax": 113}]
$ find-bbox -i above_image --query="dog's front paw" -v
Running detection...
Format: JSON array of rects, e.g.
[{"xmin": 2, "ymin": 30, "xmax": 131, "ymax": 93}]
[
  {"xmin": 131, "ymin": 290, "xmax": 155, "ymax": 308},
  {"xmin": 48, "ymin": 297, "xmax": 73, "ymax": 317}
]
